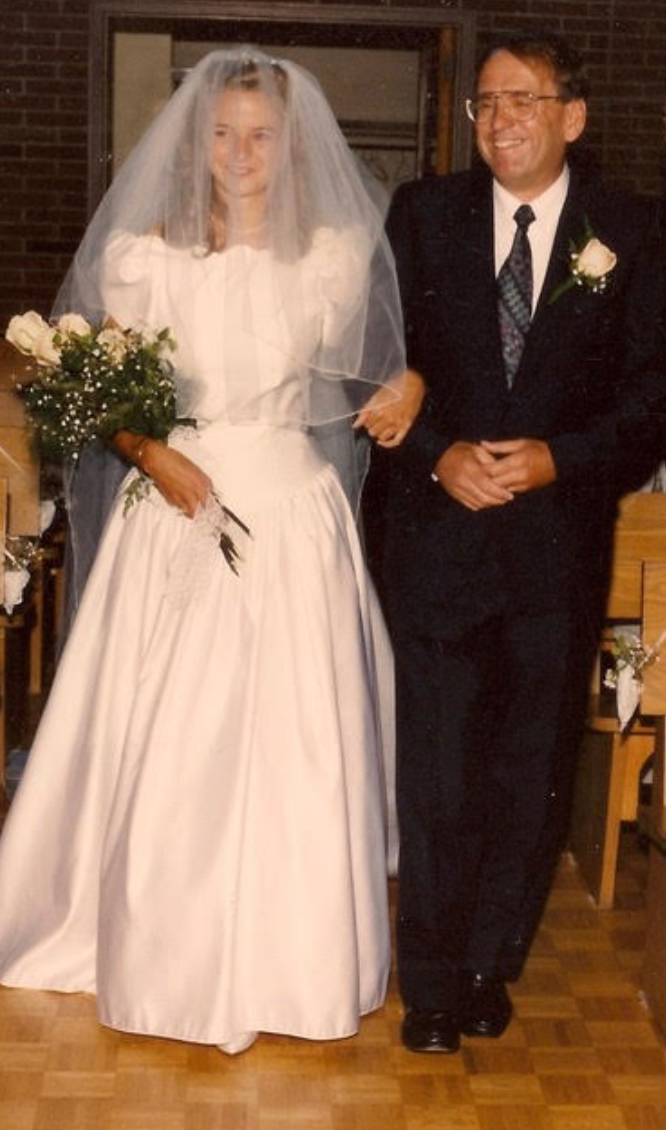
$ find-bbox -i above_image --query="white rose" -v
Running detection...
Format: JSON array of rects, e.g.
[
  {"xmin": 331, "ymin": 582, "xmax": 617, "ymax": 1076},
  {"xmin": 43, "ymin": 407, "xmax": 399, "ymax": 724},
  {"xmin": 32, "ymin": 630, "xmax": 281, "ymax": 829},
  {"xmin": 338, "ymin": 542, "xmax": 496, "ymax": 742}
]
[
  {"xmin": 32, "ymin": 327, "xmax": 61, "ymax": 366},
  {"xmin": 97, "ymin": 326, "xmax": 128, "ymax": 362},
  {"xmin": 5, "ymin": 310, "xmax": 50, "ymax": 356},
  {"xmin": 576, "ymin": 238, "xmax": 617, "ymax": 280},
  {"xmin": 57, "ymin": 312, "xmax": 92, "ymax": 337}
]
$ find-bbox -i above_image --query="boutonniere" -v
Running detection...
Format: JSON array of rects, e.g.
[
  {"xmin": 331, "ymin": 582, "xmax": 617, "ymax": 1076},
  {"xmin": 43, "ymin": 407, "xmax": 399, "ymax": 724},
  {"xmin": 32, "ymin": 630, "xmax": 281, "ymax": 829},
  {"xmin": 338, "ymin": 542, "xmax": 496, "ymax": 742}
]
[{"xmin": 548, "ymin": 219, "xmax": 617, "ymax": 304}]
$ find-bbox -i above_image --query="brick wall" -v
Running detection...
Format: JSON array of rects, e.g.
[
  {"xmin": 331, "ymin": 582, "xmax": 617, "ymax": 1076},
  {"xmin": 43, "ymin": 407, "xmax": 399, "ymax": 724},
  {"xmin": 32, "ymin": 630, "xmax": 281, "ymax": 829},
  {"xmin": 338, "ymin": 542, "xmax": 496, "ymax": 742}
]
[
  {"xmin": 1, "ymin": 0, "xmax": 665, "ymax": 330},
  {"xmin": 1, "ymin": 0, "xmax": 89, "ymax": 330},
  {"xmin": 462, "ymin": 0, "xmax": 666, "ymax": 201}
]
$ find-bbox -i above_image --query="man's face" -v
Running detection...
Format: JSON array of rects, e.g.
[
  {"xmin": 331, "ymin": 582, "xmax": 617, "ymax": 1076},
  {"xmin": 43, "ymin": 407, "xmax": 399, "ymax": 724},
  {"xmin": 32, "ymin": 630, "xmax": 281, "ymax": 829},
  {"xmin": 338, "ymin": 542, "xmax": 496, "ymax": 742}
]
[{"xmin": 474, "ymin": 49, "xmax": 586, "ymax": 200}]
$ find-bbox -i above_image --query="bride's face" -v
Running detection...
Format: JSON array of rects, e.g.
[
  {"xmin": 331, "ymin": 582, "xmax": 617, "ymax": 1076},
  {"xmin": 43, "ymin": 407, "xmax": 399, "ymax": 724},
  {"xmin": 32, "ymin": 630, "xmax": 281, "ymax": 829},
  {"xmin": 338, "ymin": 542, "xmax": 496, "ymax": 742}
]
[{"xmin": 211, "ymin": 87, "xmax": 284, "ymax": 202}]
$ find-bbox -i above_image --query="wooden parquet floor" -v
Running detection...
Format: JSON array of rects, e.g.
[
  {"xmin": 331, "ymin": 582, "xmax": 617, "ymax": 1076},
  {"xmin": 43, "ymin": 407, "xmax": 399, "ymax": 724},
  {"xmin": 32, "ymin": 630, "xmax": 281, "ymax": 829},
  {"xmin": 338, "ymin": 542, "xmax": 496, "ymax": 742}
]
[{"xmin": 0, "ymin": 829, "xmax": 664, "ymax": 1130}]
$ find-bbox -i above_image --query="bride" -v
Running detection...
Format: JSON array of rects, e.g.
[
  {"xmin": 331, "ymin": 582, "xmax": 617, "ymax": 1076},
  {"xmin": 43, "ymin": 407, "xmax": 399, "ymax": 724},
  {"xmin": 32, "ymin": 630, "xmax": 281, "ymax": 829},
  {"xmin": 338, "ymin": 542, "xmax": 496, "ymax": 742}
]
[{"xmin": 0, "ymin": 49, "xmax": 421, "ymax": 1054}]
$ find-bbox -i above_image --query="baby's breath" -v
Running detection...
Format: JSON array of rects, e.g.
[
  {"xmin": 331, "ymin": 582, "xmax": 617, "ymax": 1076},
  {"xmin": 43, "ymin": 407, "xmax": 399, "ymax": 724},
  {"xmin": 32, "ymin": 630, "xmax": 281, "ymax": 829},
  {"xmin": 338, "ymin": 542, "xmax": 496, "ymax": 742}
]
[
  {"xmin": 18, "ymin": 323, "xmax": 177, "ymax": 463},
  {"xmin": 8, "ymin": 313, "xmax": 248, "ymax": 575}
]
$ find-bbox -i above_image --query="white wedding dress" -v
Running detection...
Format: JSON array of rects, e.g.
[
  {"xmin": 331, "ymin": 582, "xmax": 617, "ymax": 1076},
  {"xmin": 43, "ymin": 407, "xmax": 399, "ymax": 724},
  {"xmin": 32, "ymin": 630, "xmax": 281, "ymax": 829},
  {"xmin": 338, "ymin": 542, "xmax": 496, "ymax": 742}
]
[{"xmin": 0, "ymin": 231, "xmax": 394, "ymax": 1047}]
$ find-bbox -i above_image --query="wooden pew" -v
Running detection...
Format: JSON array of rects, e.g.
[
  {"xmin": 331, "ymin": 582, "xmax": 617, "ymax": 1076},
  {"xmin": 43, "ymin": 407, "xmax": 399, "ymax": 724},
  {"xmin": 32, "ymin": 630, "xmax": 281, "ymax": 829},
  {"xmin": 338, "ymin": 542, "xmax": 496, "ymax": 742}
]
[
  {"xmin": 642, "ymin": 714, "xmax": 666, "ymax": 1037},
  {"xmin": 0, "ymin": 338, "xmax": 39, "ymax": 539},
  {"xmin": 640, "ymin": 564, "xmax": 666, "ymax": 1035},
  {"xmin": 0, "ymin": 477, "xmax": 24, "ymax": 784},
  {"xmin": 0, "ymin": 340, "xmax": 41, "ymax": 785},
  {"xmin": 569, "ymin": 493, "xmax": 666, "ymax": 908},
  {"xmin": 0, "ymin": 478, "xmax": 7, "ymax": 775}
]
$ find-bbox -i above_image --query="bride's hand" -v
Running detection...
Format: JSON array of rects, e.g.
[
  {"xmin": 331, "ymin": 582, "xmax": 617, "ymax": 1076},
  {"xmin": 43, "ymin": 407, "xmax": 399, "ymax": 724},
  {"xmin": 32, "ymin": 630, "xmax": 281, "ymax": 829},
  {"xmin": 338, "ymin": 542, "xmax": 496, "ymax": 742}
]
[
  {"xmin": 111, "ymin": 430, "xmax": 212, "ymax": 518},
  {"xmin": 353, "ymin": 369, "xmax": 426, "ymax": 447},
  {"xmin": 138, "ymin": 441, "xmax": 213, "ymax": 518}
]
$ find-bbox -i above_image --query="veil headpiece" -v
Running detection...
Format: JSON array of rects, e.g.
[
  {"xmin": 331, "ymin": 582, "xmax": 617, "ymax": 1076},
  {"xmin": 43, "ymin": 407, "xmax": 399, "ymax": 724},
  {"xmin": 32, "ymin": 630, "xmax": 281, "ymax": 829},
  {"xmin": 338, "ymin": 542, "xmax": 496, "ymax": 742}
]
[{"xmin": 53, "ymin": 47, "xmax": 405, "ymax": 430}]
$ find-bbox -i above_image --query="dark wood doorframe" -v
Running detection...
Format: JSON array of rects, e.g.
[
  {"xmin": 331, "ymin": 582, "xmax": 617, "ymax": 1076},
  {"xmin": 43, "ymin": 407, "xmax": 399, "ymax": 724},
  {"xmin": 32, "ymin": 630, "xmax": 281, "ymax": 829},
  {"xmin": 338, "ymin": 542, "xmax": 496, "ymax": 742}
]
[{"xmin": 88, "ymin": 0, "xmax": 477, "ymax": 210}]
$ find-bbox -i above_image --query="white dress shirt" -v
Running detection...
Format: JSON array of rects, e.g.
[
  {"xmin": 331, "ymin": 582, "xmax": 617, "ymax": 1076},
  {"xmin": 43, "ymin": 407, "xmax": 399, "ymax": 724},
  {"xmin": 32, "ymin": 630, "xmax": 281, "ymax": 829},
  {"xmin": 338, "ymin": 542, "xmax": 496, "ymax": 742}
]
[{"xmin": 493, "ymin": 166, "xmax": 570, "ymax": 313}]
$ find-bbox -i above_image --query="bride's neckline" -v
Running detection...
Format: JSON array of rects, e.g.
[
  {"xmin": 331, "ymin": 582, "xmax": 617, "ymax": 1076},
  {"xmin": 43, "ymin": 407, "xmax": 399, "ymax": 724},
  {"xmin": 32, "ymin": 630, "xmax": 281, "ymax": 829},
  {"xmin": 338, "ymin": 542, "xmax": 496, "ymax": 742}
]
[
  {"xmin": 224, "ymin": 239, "xmax": 270, "ymax": 253},
  {"xmin": 226, "ymin": 220, "xmax": 270, "ymax": 251},
  {"xmin": 187, "ymin": 240, "xmax": 270, "ymax": 258},
  {"xmin": 228, "ymin": 220, "xmax": 268, "ymax": 238}
]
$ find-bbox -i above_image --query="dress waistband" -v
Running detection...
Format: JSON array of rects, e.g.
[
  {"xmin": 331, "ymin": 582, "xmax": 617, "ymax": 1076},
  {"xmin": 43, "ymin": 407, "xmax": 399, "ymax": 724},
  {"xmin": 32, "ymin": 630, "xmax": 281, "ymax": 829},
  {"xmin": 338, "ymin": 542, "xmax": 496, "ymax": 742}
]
[{"xmin": 169, "ymin": 421, "xmax": 329, "ymax": 513}]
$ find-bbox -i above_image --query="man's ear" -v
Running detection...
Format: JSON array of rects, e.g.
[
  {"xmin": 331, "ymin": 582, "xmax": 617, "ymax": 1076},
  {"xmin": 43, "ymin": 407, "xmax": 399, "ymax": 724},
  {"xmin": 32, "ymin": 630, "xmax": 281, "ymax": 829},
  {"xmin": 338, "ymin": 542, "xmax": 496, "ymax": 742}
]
[{"xmin": 564, "ymin": 98, "xmax": 587, "ymax": 144}]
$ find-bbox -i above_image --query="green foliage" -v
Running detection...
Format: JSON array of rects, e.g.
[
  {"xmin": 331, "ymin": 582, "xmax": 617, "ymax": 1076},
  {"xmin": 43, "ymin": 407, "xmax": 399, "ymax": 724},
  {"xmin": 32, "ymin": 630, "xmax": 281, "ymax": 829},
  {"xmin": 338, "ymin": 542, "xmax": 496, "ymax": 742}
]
[
  {"xmin": 20, "ymin": 326, "xmax": 177, "ymax": 463},
  {"xmin": 122, "ymin": 473, "xmax": 154, "ymax": 515}
]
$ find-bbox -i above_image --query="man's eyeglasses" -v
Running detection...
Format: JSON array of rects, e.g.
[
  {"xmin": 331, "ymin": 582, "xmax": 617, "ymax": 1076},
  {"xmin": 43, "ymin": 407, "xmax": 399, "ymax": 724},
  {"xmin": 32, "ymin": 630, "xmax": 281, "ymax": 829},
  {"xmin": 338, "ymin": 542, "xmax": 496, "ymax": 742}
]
[{"xmin": 465, "ymin": 91, "xmax": 566, "ymax": 124}]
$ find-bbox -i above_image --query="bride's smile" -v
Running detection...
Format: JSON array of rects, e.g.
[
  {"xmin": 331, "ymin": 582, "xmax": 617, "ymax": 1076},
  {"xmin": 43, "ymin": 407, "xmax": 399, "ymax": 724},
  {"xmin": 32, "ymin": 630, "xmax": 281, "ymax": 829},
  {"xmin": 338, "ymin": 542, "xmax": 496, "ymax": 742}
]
[{"xmin": 211, "ymin": 87, "xmax": 284, "ymax": 205}]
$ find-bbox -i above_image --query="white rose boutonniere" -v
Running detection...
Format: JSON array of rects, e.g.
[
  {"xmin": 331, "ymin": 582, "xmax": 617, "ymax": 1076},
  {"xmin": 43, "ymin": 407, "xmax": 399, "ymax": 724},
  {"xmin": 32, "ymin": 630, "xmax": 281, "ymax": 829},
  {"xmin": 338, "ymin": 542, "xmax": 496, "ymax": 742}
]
[
  {"xmin": 576, "ymin": 237, "xmax": 617, "ymax": 284},
  {"xmin": 549, "ymin": 220, "xmax": 617, "ymax": 304}
]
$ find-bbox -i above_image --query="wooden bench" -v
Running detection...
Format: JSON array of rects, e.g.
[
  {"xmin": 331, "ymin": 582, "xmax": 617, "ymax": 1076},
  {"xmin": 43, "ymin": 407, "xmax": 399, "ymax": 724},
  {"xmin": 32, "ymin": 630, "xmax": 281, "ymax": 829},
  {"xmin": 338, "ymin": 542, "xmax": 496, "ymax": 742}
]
[
  {"xmin": 0, "ymin": 340, "xmax": 42, "ymax": 785},
  {"xmin": 569, "ymin": 494, "xmax": 666, "ymax": 908},
  {"xmin": 640, "ymin": 710, "xmax": 666, "ymax": 1037}
]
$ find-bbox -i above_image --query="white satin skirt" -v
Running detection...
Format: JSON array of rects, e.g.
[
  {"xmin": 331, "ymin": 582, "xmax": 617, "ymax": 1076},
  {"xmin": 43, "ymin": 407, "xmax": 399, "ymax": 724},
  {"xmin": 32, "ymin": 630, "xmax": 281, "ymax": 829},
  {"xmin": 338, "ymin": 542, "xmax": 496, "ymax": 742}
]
[{"xmin": 0, "ymin": 422, "xmax": 394, "ymax": 1045}]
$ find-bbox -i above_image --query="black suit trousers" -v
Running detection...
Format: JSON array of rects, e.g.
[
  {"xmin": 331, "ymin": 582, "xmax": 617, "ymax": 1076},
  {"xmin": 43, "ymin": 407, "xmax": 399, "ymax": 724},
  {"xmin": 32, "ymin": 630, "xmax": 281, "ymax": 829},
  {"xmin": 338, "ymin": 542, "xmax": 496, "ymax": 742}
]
[{"xmin": 395, "ymin": 604, "xmax": 596, "ymax": 1011}]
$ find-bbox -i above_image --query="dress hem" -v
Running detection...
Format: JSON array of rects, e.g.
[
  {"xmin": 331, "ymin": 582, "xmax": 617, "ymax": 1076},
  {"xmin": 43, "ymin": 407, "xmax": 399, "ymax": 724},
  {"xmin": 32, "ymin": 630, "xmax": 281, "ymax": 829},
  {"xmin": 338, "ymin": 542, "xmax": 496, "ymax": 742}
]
[
  {"xmin": 0, "ymin": 977, "xmax": 388, "ymax": 1045},
  {"xmin": 97, "ymin": 993, "xmax": 388, "ymax": 1044}
]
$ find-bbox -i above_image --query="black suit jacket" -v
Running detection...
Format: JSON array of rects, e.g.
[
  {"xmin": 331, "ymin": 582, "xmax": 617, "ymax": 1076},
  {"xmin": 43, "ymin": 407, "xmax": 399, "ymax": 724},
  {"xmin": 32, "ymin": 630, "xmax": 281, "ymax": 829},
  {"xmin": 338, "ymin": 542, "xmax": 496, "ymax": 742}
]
[{"xmin": 382, "ymin": 165, "xmax": 666, "ymax": 641}]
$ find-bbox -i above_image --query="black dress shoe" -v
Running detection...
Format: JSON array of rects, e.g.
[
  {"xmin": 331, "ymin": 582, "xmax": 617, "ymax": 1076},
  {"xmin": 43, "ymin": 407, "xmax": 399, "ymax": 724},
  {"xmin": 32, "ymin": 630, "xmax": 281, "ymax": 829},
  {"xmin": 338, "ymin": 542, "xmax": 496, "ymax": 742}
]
[
  {"xmin": 401, "ymin": 1009, "xmax": 460, "ymax": 1054},
  {"xmin": 460, "ymin": 973, "xmax": 513, "ymax": 1038}
]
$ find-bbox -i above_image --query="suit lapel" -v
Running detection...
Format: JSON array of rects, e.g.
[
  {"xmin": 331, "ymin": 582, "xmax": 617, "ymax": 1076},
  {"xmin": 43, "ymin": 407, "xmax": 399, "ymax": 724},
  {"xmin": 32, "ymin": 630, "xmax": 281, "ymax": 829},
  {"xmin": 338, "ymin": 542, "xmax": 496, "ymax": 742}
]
[
  {"xmin": 535, "ymin": 171, "xmax": 587, "ymax": 321},
  {"xmin": 513, "ymin": 171, "xmax": 588, "ymax": 388},
  {"xmin": 451, "ymin": 171, "xmax": 509, "ymax": 391}
]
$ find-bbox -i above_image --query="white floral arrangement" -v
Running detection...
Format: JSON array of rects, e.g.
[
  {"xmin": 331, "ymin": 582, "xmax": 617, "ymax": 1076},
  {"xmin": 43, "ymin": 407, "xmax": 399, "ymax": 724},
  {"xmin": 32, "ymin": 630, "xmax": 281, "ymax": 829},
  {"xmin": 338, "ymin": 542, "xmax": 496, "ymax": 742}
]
[
  {"xmin": 604, "ymin": 629, "xmax": 664, "ymax": 730},
  {"xmin": 5, "ymin": 311, "xmax": 248, "ymax": 575},
  {"xmin": 6, "ymin": 311, "xmax": 177, "ymax": 463},
  {"xmin": 3, "ymin": 537, "xmax": 38, "ymax": 615},
  {"xmin": 549, "ymin": 220, "xmax": 617, "ymax": 304},
  {"xmin": 2, "ymin": 501, "xmax": 56, "ymax": 615}
]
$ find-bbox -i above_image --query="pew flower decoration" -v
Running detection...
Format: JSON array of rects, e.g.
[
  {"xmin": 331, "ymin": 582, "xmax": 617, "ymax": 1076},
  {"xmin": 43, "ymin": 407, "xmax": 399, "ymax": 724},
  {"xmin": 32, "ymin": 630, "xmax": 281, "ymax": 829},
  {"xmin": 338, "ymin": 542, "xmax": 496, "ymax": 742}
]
[
  {"xmin": 2, "ymin": 537, "xmax": 39, "ymax": 615},
  {"xmin": 604, "ymin": 629, "xmax": 663, "ymax": 730},
  {"xmin": 548, "ymin": 220, "xmax": 617, "ymax": 304},
  {"xmin": 2, "ymin": 502, "xmax": 56, "ymax": 615},
  {"xmin": 5, "ymin": 310, "xmax": 177, "ymax": 463}
]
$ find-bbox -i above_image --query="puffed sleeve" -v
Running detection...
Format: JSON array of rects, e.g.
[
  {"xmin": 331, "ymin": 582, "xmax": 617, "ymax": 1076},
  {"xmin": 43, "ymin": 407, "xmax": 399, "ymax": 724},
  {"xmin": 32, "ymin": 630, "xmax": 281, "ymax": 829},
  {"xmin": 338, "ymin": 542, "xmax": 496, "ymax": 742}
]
[
  {"xmin": 98, "ymin": 231, "xmax": 161, "ymax": 330},
  {"xmin": 308, "ymin": 225, "xmax": 371, "ymax": 344}
]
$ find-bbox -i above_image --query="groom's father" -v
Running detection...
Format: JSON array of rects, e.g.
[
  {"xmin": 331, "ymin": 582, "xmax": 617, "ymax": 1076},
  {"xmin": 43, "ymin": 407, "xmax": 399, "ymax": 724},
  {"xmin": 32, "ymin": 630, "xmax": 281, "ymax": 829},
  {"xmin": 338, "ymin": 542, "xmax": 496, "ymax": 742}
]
[{"xmin": 383, "ymin": 30, "xmax": 666, "ymax": 1053}]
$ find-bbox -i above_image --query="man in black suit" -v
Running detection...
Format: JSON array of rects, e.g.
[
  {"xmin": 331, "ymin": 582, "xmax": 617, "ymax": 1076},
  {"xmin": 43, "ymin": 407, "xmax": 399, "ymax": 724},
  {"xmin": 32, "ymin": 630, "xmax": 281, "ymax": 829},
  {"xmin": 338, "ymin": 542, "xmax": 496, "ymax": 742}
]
[{"xmin": 382, "ymin": 30, "xmax": 666, "ymax": 1053}]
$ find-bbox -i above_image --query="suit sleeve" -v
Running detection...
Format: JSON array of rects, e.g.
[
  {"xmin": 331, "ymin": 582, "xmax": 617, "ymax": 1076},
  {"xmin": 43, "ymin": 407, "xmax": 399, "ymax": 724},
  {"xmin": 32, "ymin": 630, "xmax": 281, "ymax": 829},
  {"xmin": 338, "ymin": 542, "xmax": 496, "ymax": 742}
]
[{"xmin": 385, "ymin": 183, "xmax": 453, "ymax": 477}]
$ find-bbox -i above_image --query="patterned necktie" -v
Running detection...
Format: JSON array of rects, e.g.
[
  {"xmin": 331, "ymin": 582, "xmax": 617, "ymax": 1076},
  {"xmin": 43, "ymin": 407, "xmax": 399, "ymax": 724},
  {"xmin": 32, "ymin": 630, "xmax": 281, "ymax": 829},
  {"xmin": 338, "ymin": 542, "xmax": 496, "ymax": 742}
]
[{"xmin": 497, "ymin": 204, "xmax": 535, "ymax": 387}]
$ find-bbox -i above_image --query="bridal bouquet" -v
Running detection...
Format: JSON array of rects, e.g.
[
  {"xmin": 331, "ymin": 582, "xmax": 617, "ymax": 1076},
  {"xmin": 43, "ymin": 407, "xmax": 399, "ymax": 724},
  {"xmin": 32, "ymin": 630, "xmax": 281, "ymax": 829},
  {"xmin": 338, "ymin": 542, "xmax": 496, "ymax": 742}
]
[
  {"xmin": 5, "ymin": 311, "xmax": 248, "ymax": 574},
  {"xmin": 5, "ymin": 311, "xmax": 177, "ymax": 463}
]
